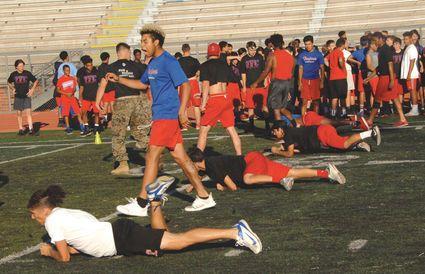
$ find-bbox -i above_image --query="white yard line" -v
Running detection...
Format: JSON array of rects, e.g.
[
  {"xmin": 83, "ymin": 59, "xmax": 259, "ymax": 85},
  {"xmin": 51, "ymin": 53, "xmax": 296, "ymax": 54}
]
[
  {"xmin": 365, "ymin": 160, "xmax": 425, "ymax": 165},
  {"xmin": 0, "ymin": 144, "xmax": 84, "ymax": 166}
]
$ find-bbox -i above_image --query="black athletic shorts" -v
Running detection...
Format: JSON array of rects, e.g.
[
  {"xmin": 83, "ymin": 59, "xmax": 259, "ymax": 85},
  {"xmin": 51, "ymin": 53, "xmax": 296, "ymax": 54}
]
[
  {"xmin": 268, "ymin": 79, "xmax": 291, "ymax": 109},
  {"xmin": 329, "ymin": 79, "xmax": 348, "ymax": 100},
  {"xmin": 112, "ymin": 218, "xmax": 165, "ymax": 256}
]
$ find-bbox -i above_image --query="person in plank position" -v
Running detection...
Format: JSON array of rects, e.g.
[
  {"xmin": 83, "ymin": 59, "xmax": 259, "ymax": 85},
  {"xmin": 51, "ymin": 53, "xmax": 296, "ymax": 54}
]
[
  {"xmin": 189, "ymin": 148, "xmax": 345, "ymax": 192},
  {"xmin": 28, "ymin": 182, "xmax": 262, "ymax": 262},
  {"xmin": 270, "ymin": 121, "xmax": 381, "ymax": 157}
]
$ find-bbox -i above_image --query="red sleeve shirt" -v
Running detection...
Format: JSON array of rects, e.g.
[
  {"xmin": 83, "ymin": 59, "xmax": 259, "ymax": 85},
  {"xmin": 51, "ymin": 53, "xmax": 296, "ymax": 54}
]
[
  {"xmin": 57, "ymin": 75, "xmax": 77, "ymax": 94},
  {"xmin": 329, "ymin": 49, "xmax": 347, "ymax": 80}
]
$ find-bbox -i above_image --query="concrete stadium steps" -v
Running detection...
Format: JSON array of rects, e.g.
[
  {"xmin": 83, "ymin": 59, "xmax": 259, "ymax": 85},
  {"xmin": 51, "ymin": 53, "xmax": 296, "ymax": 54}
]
[{"xmin": 92, "ymin": 0, "xmax": 147, "ymax": 48}]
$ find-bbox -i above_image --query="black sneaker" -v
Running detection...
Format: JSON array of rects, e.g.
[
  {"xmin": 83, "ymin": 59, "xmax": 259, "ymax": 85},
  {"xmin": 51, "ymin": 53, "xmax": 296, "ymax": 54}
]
[
  {"xmin": 18, "ymin": 129, "xmax": 25, "ymax": 136},
  {"xmin": 28, "ymin": 129, "xmax": 38, "ymax": 136},
  {"xmin": 65, "ymin": 128, "xmax": 73, "ymax": 135}
]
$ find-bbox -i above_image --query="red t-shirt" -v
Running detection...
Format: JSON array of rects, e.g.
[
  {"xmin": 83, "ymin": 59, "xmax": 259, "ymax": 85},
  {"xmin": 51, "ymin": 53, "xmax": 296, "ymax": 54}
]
[
  {"xmin": 274, "ymin": 49, "xmax": 294, "ymax": 80},
  {"xmin": 57, "ymin": 75, "xmax": 77, "ymax": 95},
  {"xmin": 328, "ymin": 48, "xmax": 347, "ymax": 80}
]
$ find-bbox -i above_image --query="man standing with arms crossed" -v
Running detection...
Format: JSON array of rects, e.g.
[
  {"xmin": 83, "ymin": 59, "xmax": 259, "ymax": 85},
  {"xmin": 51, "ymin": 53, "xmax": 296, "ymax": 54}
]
[
  {"xmin": 96, "ymin": 43, "xmax": 151, "ymax": 176},
  {"xmin": 106, "ymin": 25, "xmax": 216, "ymax": 216}
]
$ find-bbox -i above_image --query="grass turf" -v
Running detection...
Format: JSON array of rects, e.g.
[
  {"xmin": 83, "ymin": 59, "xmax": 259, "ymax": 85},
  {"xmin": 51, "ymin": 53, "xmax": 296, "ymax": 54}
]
[{"xmin": 0, "ymin": 117, "xmax": 424, "ymax": 273}]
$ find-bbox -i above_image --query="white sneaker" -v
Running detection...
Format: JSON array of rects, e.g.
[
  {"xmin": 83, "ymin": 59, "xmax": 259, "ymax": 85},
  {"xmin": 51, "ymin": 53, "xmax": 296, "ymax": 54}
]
[
  {"xmin": 327, "ymin": 163, "xmax": 346, "ymax": 185},
  {"xmin": 371, "ymin": 126, "xmax": 381, "ymax": 146},
  {"xmin": 356, "ymin": 142, "xmax": 371, "ymax": 152},
  {"xmin": 184, "ymin": 193, "xmax": 216, "ymax": 212},
  {"xmin": 234, "ymin": 219, "xmax": 262, "ymax": 254},
  {"xmin": 405, "ymin": 109, "xmax": 419, "ymax": 117},
  {"xmin": 116, "ymin": 198, "xmax": 148, "ymax": 217},
  {"xmin": 280, "ymin": 177, "xmax": 294, "ymax": 191}
]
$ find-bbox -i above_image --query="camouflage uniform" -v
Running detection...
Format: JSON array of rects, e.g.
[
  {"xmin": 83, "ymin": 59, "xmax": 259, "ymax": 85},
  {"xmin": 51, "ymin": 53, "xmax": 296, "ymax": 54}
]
[{"xmin": 112, "ymin": 93, "xmax": 151, "ymax": 162}]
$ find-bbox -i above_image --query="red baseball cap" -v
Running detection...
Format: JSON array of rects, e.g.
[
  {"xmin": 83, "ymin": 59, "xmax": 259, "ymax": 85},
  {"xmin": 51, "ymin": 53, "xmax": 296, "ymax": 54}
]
[{"xmin": 207, "ymin": 43, "xmax": 220, "ymax": 57}]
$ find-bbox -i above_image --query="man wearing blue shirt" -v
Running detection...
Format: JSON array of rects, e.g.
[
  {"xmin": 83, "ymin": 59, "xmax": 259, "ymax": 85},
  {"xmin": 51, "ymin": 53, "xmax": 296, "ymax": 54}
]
[
  {"xmin": 297, "ymin": 36, "xmax": 325, "ymax": 115},
  {"xmin": 351, "ymin": 36, "xmax": 369, "ymax": 115},
  {"xmin": 106, "ymin": 24, "xmax": 216, "ymax": 216}
]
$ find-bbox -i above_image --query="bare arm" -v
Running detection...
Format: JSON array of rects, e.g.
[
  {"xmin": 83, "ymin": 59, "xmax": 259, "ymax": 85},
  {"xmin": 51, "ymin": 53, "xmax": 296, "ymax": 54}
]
[
  {"xmin": 105, "ymin": 73, "xmax": 148, "ymax": 90},
  {"xmin": 388, "ymin": 61, "xmax": 394, "ymax": 87},
  {"xmin": 271, "ymin": 144, "xmax": 295, "ymax": 158},
  {"xmin": 298, "ymin": 65, "xmax": 304, "ymax": 89},
  {"xmin": 223, "ymin": 176, "xmax": 238, "ymax": 191},
  {"xmin": 178, "ymin": 81, "xmax": 191, "ymax": 127},
  {"xmin": 200, "ymin": 80, "xmax": 210, "ymax": 111},
  {"xmin": 319, "ymin": 64, "xmax": 325, "ymax": 88},
  {"xmin": 95, "ymin": 78, "xmax": 107, "ymax": 110},
  {"xmin": 79, "ymin": 85, "xmax": 84, "ymax": 102},
  {"xmin": 40, "ymin": 241, "xmax": 71, "ymax": 262},
  {"xmin": 251, "ymin": 54, "xmax": 274, "ymax": 88},
  {"xmin": 338, "ymin": 56, "xmax": 345, "ymax": 69},
  {"xmin": 7, "ymin": 83, "xmax": 15, "ymax": 93},
  {"xmin": 407, "ymin": 59, "xmax": 416, "ymax": 79},
  {"xmin": 347, "ymin": 56, "xmax": 361, "ymax": 67}
]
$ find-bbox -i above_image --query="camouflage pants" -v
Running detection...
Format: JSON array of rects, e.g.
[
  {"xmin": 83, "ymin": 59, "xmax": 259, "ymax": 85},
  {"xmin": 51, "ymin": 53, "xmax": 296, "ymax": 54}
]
[{"xmin": 112, "ymin": 94, "xmax": 151, "ymax": 162}]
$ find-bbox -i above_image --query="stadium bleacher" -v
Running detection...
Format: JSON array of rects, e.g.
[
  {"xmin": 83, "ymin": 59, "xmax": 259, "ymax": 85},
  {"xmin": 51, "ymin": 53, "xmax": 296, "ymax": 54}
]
[{"xmin": 1, "ymin": 0, "xmax": 424, "ymax": 113}]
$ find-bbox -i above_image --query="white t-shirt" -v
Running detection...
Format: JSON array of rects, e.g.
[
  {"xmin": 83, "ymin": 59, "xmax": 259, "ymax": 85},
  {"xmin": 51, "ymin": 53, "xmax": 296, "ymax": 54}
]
[
  {"xmin": 343, "ymin": 49, "xmax": 352, "ymax": 71},
  {"xmin": 400, "ymin": 44, "xmax": 419, "ymax": 79},
  {"xmin": 45, "ymin": 207, "xmax": 117, "ymax": 257}
]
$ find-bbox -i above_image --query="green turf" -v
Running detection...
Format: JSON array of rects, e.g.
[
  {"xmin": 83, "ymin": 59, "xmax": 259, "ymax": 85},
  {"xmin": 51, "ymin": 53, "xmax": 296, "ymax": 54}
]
[{"xmin": 0, "ymin": 117, "xmax": 425, "ymax": 273}]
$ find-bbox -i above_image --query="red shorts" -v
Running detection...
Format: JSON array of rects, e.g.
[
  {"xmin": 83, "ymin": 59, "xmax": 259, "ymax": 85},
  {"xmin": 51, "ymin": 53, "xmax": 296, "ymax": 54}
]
[
  {"xmin": 189, "ymin": 79, "xmax": 201, "ymax": 107},
  {"xmin": 149, "ymin": 120, "xmax": 183, "ymax": 150},
  {"xmin": 102, "ymin": 90, "xmax": 116, "ymax": 103},
  {"xmin": 243, "ymin": 151, "xmax": 290, "ymax": 183},
  {"xmin": 81, "ymin": 100, "xmax": 100, "ymax": 113},
  {"xmin": 301, "ymin": 78, "xmax": 320, "ymax": 100},
  {"xmin": 353, "ymin": 72, "xmax": 365, "ymax": 93},
  {"xmin": 369, "ymin": 76, "xmax": 379, "ymax": 95},
  {"xmin": 376, "ymin": 75, "xmax": 398, "ymax": 102},
  {"xmin": 405, "ymin": 78, "xmax": 418, "ymax": 92},
  {"xmin": 302, "ymin": 111, "xmax": 324, "ymax": 126},
  {"xmin": 317, "ymin": 125, "xmax": 349, "ymax": 150},
  {"xmin": 246, "ymin": 87, "xmax": 268, "ymax": 109},
  {"xmin": 61, "ymin": 95, "xmax": 80, "ymax": 117},
  {"xmin": 201, "ymin": 94, "xmax": 234, "ymax": 128},
  {"xmin": 393, "ymin": 78, "xmax": 404, "ymax": 95},
  {"xmin": 226, "ymin": 82, "xmax": 241, "ymax": 106},
  {"xmin": 55, "ymin": 97, "xmax": 62, "ymax": 107}
]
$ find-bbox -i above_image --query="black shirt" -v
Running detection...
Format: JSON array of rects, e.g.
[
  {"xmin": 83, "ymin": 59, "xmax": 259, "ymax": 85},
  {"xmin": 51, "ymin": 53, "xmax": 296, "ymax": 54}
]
[
  {"xmin": 7, "ymin": 70, "xmax": 37, "ymax": 98},
  {"xmin": 98, "ymin": 63, "xmax": 115, "ymax": 93},
  {"xmin": 377, "ymin": 44, "xmax": 393, "ymax": 76},
  {"xmin": 240, "ymin": 54, "xmax": 265, "ymax": 87},
  {"xmin": 78, "ymin": 67, "xmax": 99, "ymax": 101},
  {"xmin": 205, "ymin": 155, "xmax": 246, "ymax": 186},
  {"xmin": 283, "ymin": 126, "xmax": 321, "ymax": 153},
  {"xmin": 200, "ymin": 58, "xmax": 229, "ymax": 86},
  {"xmin": 109, "ymin": 59, "xmax": 147, "ymax": 98},
  {"xmin": 228, "ymin": 63, "xmax": 242, "ymax": 84},
  {"xmin": 393, "ymin": 50, "xmax": 403, "ymax": 79},
  {"xmin": 178, "ymin": 56, "xmax": 200, "ymax": 78}
]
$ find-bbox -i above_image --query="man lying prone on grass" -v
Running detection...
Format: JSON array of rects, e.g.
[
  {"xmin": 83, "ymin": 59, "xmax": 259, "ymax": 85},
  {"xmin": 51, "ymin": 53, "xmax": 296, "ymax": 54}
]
[{"xmin": 189, "ymin": 148, "xmax": 346, "ymax": 192}]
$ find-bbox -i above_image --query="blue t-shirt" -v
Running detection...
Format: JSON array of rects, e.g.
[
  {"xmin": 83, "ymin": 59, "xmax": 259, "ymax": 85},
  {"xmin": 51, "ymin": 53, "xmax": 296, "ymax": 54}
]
[
  {"xmin": 297, "ymin": 49, "xmax": 324, "ymax": 79},
  {"xmin": 352, "ymin": 48, "xmax": 366, "ymax": 63},
  {"xmin": 141, "ymin": 51, "xmax": 188, "ymax": 120}
]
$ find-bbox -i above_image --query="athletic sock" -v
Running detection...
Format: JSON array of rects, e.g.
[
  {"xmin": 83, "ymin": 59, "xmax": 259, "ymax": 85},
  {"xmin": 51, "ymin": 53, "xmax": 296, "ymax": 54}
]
[
  {"xmin": 317, "ymin": 170, "xmax": 329, "ymax": 178},
  {"xmin": 360, "ymin": 130, "xmax": 372, "ymax": 139},
  {"xmin": 249, "ymin": 117, "xmax": 254, "ymax": 128},
  {"xmin": 342, "ymin": 107, "xmax": 347, "ymax": 116},
  {"xmin": 331, "ymin": 109, "xmax": 336, "ymax": 117},
  {"xmin": 137, "ymin": 197, "xmax": 148, "ymax": 208},
  {"xmin": 79, "ymin": 124, "xmax": 85, "ymax": 132}
]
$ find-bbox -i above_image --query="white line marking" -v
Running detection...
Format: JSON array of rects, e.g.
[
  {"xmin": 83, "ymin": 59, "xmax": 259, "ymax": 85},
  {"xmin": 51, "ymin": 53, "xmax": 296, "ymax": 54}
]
[
  {"xmin": 365, "ymin": 160, "xmax": 425, "ymax": 165},
  {"xmin": 0, "ymin": 144, "xmax": 84, "ymax": 166},
  {"xmin": 224, "ymin": 250, "xmax": 245, "ymax": 257},
  {"xmin": 348, "ymin": 239, "xmax": 368, "ymax": 252}
]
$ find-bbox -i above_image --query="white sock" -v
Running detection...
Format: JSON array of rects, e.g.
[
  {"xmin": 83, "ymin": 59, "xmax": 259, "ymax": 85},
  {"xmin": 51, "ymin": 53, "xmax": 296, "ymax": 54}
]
[
  {"xmin": 412, "ymin": 104, "xmax": 418, "ymax": 111},
  {"xmin": 331, "ymin": 109, "xmax": 336, "ymax": 116},
  {"xmin": 360, "ymin": 130, "xmax": 372, "ymax": 139}
]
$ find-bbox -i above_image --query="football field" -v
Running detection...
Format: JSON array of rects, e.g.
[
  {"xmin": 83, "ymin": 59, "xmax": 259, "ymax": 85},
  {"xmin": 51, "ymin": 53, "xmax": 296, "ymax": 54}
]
[{"xmin": 0, "ymin": 117, "xmax": 425, "ymax": 273}]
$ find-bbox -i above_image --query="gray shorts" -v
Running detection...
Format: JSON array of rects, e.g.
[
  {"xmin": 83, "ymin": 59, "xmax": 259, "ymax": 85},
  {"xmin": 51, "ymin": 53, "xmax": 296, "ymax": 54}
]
[
  {"xmin": 13, "ymin": 97, "xmax": 31, "ymax": 111},
  {"xmin": 267, "ymin": 79, "xmax": 291, "ymax": 109}
]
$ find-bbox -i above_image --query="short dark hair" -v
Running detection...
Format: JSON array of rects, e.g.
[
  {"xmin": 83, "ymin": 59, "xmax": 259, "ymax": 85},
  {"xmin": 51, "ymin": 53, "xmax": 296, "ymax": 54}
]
[
  {"xmin": 81, "ymin": 55, "xmax": 93, "ymax": 65},
  {"xmin": 100, "ymin": 52, "xmax": 110, "ymax": 61},
  {"xmin": 133, "ymin": 49, "xmax": 141, "ymax": 55},
  {"xmin": 59, "ymin": 51, "xmax": 68, "ymax": 61},
  {"xmin": 338, "ymin": 30, "xmax": 346, "ymax": 37},
  {"xmin": 116, "ymin": 42, "xmax": 130, "ymax": 53},
  {"xmin": 360, "ymin": 36, "xmax": 369, "ymax": 47},
  {"xmin": 411, "ymin": 29, "xmax": 420, "ymax": 39},
  {"xmin": 403, "ymin": 31, "xmax": 413, "ymax": 38},
  {"xmin": 140, "ymin": 25, "xmax": 165, "ymax": 47},
  {"xmin": 230, "ymin": 51, "xmax": 238, "ymax": 57},
  {"xmin": 188, "ymin": 148, "xmax": 205, "ymax": 163},
  {"xmin": 182, "ymin": 43, "xmax": 190, "ymax": 52},
  {"xmin": 237, "ymin": 47, "xmax": 247, "ymax": 56},
  {"xmin": 270, "ymin": 34, "xmax": 284, "ymax": 49},
  {"xmin": 256, "ymin": 46, "xmax": 264, "ymax": 55},
  {"xmin": 325, "ymin": 40, "xmax": 335, "ymax": 47},
  {"xmin": 27, "ymin": 185, "xmax": 66, "ymax": 209},
  {"xmin": 265, "ymin": 38, "xmax": 272, "ymax": 45},
  {"xmin": 294, "ymin": 38, "xmax": 301, "ymax": 43},
  {"xmin": 303, "ymin": 35, "xmax": 314, "ymax": 44},
  {"xmin": 63, "ymin": 64, "xmax": 70, "ymax": 70},
  {"xmin": 14, "ymin": 59, "xmax": 25, "ymax": 68},
  {"xmin": 372, "ymin": 31, "xmax": 384, "ymax": 40},
  {"xmin": 394, "ymin": 37, "xmax": 402, "ymax": 44},
  {"xmin": 246, "ymin": 41, "xmax": 256, "ymax": 49},
  {"xmin": 227, "ymin": 43, "xmax": 233, "ymax": 48},
  {"xmin": 271, "ymin": 120, "xmax": 288, "ymax": 132},
  {"xmin": 219, "ymin": 41, "xmax": 228, "ymax": 50},
  {"xmin": 174, "ymin": 52, "xmax": 182, "ymax": 59},
  {"xmin": 336, "ymin": 38, "xmax": 346, "ymax": 48}
]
